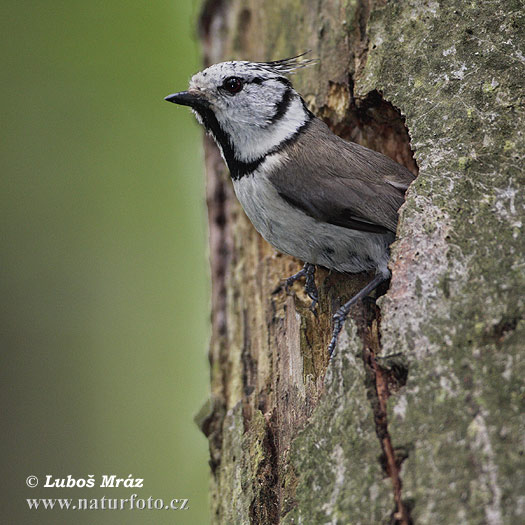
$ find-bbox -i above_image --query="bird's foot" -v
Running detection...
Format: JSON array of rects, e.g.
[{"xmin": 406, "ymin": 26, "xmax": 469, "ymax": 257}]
[
  {"xmin": 275, "ymin": 262, "xmax": 319, "ymax": 315},
  {"xmin": 328, "ymin": 303, "xmax": 351, "ymax": 357},
  {"xmin": 327, "ymin": 273, "xmax": 388, "ymax": 358},
  {"xmin": 284, "ymin": 265, "xmax": 306, "ymax": 291},
  {"xmin": 303, "ymin": 264, "xmax": 319, "ymax": 315}
]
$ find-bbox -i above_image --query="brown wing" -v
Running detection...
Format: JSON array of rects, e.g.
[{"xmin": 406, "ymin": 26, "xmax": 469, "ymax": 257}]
[{"xmin": 269, "ymin": 118, "xmax": 415, "ymax": 233}]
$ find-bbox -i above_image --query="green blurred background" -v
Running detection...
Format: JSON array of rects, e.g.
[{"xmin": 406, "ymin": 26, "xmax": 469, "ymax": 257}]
[{"xmin": 2, "ymin": 1, "xmax": 210, "ymax": 523}]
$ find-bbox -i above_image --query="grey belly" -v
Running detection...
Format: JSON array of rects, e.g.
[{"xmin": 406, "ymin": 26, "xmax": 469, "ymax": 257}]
[{"xmin": 233, "ymin": 174, "xmax": 393, "ymax": 276}]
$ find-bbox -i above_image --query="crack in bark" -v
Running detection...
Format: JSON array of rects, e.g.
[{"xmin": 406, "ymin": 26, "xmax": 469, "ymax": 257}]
[
  {"xmin": 320, "ymin": 57, "xmax": 419, "ymax": 517},
  {"xmin": 354, "ymin": 0, "xmax": 372, "ymax": 81},
  {"xmin": 249, "ymin": 411, "xmax": 281, "ymax": 525},
  {"xmin": 359, "ymin": 302, "xmax": 412, "ymax": 525},
  {"xmin": 323, "ymin": 75, "xmax": 417, "ymax": 522}
]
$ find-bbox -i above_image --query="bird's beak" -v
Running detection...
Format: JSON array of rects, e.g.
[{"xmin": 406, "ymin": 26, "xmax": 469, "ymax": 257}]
[{"xmin": 164, "ymin": 91, "xmax": 208, "ymax": 109}]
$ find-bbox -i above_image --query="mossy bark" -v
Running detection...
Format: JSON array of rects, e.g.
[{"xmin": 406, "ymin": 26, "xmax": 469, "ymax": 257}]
[{"xmin": 196, "ymin": 1, "xmax": 524, "ymax": 523}]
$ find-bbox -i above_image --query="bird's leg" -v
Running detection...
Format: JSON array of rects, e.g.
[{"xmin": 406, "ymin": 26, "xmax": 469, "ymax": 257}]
[
  {"xmin": 284, "ymin": 264, "xmax": 307, "ymax": 291},
  {"xmin": 328, "ymin": 273, "xmax": 388, "ymax": 357},
  {"xmin": 303, "ymin": 263, "xmax": 319, "ymax": 314},
  {"xmin": 280, "ymin": 262, "xmax": 319, "ymax": 314}
]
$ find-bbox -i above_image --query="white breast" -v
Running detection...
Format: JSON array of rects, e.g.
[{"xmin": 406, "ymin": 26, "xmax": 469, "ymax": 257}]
[{"xmin": 232, "ymin": 154, "xmax": 393, "ymax": 276}]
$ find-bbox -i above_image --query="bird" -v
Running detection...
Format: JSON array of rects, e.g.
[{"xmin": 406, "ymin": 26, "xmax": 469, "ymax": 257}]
[{"xmin": 165, "ymin": 53, "xmax": 415, "ymax": 356}]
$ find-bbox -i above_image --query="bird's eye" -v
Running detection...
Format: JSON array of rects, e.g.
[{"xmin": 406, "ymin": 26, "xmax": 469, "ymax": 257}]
[{"xmin": 222, "ymin": 76, "xmax": 243, "ymax": 94}]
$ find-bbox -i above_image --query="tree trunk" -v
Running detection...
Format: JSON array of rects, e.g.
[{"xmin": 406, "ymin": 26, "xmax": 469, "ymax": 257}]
[{"xmin": 195, "ymin": 1, "xmax": 524, "ymax": 523}]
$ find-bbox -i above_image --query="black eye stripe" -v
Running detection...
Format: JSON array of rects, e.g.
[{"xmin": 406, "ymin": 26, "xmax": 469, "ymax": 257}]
[
  {"xmin": 221, "ymin": 76, "xmax": 287, "ymax": 86},
  {"xmin": 248, "ymin": 77, "xmax": 289, "ymax": 86}
]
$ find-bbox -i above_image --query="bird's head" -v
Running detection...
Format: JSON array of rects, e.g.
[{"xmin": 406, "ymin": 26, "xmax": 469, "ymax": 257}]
[{"xmin": 165, "ymin": 54, "xmax": 316, "ymax": 166}]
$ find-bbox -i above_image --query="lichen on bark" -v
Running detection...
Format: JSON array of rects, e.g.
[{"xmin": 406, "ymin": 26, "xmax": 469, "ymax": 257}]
[{"xmin": 196, "ymin": 1, "xmax": 524, "ymax": 523}]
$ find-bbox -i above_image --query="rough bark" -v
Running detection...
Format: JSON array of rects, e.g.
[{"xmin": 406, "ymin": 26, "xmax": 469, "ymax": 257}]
[{"xmin": 195, "ymin": 1, "xmax": 524, "ymax": 523}]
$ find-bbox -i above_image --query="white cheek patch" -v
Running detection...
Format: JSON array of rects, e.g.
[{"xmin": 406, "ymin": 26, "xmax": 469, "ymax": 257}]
[{"xmin": 220, "ymin": 95, "xmax": 308, "ymax": 163}]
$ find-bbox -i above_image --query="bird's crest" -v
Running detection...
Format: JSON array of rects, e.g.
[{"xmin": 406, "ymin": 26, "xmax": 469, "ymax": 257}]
[{"xmin": 247, "ymin": 51, "xmax": 318, "ymax": 75}]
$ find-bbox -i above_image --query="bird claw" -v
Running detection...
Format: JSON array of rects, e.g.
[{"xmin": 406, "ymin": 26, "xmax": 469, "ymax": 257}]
[
  {"xmin": 304, "ymin": 264, "xmax": 319, "ymax": 315},
  {"xmin": 279, "ymin": 263, "xmax": 318, "ymax": 314},
  {"xmin": 284, "ymin": 267, "xmax": 307, "ymax": 293},
  {"xmin": 328, "ymin": 305, "xmax": 350, "ymax": 357},
  {"xmin": 327, "ymin": 273, "xmax": 388, "ymax": 358}
]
